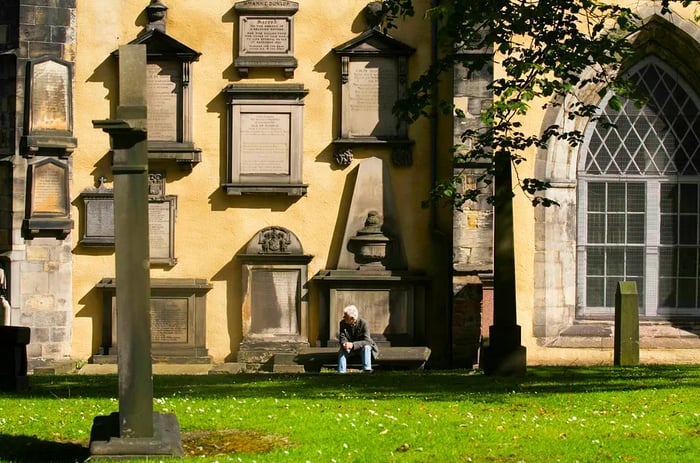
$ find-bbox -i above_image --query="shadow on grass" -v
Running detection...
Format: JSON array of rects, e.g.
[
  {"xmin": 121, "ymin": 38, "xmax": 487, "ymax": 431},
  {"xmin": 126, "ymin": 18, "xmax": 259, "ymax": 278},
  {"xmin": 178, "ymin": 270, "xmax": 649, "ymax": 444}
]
[
  {"xmin": 0, "ymin": 434, "xmax": 89, "ymax": 463},
  {"xmin": 7, "ymin": 365, "xmax": 699, "ymax": 402}
]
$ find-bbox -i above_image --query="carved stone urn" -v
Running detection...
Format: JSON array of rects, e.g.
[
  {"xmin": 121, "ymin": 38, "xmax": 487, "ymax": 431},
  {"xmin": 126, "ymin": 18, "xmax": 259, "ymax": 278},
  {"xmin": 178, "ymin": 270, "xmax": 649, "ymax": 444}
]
[{"xmin": 349, "ymin": 210, "xmax": 391, "ymax": 269}]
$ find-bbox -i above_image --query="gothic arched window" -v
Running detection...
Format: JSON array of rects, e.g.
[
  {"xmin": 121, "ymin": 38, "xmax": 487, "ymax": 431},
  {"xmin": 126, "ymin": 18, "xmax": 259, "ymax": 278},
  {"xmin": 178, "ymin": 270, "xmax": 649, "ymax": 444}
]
[{"xmin": 578, "ymin": 56, "xmax": 700, "ymax": 318}]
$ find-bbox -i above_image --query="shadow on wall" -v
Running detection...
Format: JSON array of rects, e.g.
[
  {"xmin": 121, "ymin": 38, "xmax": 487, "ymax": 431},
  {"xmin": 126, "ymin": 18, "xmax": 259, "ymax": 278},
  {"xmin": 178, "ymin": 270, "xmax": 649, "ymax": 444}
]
[
  {"xmin": 210, "ymin": 244, "xmax": 244, "ymax": 362},
  {"xmin": 85, "ymin": 56, "xmax": 118, "ymax": 120},
  {"xmin": 75, "ymin": 285, "xmax": 105, "ymax": 357}
]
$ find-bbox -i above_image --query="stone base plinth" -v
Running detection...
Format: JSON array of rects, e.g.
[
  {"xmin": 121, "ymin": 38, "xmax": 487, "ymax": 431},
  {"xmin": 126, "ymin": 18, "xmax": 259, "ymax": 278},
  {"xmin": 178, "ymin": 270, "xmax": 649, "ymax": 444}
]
[
  {"xmin": 89, "ymin": 412, "xmax": 183, "ymax": 459},
  {"xmin": 237, "ymin": 338, "xmax": 309, "ymax": 371}
]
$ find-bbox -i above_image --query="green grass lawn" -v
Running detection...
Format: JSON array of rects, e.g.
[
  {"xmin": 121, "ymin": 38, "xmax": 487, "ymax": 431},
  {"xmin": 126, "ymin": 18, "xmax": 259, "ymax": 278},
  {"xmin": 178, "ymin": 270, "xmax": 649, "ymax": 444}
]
[{"xmin": 1, "ymin": 366, "xmax": 699, "ymax": 462}]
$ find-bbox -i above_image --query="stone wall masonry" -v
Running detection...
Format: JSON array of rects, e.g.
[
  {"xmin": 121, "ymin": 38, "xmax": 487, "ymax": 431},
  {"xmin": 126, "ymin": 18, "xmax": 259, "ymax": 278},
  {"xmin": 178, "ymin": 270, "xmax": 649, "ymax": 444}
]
[
  {"xmin": 10, "ymin": 1, "xmax": 75, "ymax": 364},
  {"xmin": 19, "ymin": 239, "xmax": 73, "ymax": 359},
  {"xmin": 533, "ymin": 178, "xmax": 578, "ymax": 339}
]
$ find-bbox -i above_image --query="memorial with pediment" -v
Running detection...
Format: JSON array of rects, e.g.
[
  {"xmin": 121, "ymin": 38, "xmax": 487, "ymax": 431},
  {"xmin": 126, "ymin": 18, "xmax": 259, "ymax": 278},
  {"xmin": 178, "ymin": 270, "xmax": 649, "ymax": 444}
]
[
  {"xmin": 21, "ymin": 57, "xmax": 77, "ymax": 157},
  {"xmin": 23, "ymin": 158, "xmax": 73, "ymax": 239},
  {"xmin": 332, "ymin": 26, "xmax": 415, "ymax": 167},
  {"xmin": 113, "ymin": 2, "xmax": 202, "ymax": 170},
  {"xmin": 236, "ymin": 226, "xmax": 312, "ymax": 368}
]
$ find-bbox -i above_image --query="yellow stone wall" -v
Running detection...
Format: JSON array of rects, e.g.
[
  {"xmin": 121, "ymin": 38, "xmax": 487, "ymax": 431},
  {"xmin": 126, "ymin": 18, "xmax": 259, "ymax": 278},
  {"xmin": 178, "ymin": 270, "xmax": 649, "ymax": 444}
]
[{"xmin": 70, "ymin": 0, "xmax": 440, "ymax": 362}]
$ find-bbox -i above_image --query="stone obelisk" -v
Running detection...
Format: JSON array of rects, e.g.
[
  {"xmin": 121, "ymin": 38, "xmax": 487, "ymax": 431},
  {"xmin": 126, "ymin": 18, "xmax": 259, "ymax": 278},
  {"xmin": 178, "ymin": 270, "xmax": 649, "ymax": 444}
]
[{"xmin": 89, "ymin": 44, "xmax": 183, "ymax": 458}]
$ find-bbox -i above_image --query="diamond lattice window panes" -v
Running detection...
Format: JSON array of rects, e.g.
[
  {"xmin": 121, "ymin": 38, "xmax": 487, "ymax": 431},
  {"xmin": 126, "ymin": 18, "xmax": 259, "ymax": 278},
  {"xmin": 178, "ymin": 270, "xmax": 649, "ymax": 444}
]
[{"xmin": 578, "ymin": 57, "xmax": 700, "ymax": 318}]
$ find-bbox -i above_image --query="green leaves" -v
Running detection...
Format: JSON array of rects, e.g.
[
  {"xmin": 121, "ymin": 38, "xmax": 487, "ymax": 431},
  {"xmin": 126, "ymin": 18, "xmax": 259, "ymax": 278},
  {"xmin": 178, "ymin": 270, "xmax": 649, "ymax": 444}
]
[{"xmin": 383, "ymin": 0, "xmax": 672, "ymax": 208}]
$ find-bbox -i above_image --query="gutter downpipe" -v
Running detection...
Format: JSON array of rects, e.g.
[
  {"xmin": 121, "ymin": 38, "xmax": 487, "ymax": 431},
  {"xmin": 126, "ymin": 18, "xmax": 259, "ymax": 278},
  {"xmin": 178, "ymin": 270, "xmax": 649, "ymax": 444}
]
[{"xmin": 428, "ymin": 0, "xmax": 454, "ymax": 367}]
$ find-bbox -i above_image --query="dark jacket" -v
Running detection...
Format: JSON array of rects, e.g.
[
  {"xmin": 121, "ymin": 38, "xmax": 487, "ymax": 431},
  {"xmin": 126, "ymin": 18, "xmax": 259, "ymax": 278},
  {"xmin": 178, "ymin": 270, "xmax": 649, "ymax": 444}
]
[{"xmin": 339, "ymin": 318, "xmax": 378, "ymax": 356}]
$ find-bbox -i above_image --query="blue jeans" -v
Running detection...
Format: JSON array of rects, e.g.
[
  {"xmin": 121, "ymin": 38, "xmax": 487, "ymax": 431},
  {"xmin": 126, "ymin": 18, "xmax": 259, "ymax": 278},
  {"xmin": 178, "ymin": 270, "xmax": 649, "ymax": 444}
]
[{"xmin": 337, "ymin": 345, "xmax": 372, "ymax": 373}]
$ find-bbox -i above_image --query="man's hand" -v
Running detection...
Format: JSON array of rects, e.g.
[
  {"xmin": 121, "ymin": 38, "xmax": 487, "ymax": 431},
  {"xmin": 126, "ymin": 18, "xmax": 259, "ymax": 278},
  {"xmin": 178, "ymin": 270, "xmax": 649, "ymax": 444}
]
[{"xmin": 341, "ymin": 341, "xmax": 353, "ymax": 351}]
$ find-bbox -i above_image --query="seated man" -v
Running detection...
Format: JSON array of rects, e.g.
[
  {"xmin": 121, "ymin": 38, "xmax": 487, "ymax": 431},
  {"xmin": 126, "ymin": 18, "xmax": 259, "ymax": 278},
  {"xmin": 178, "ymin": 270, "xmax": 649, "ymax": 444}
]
[{"xmin": 337, "ymin": 304, "xmax": 378, "ymax": 373}]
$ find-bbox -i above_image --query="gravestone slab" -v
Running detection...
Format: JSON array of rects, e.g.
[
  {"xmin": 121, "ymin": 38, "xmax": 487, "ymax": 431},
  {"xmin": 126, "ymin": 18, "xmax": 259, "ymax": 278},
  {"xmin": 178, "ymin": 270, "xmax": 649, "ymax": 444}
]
[
  {"xmin": 24, "ymin": 158, "xmax": 73, "ymax": 239},
  {"xmin": 346, "ymin": 57, "xmax": 399, "ymax": 138},
  {"xmin": 614, "ymin": 281, "xmax": 640, "ymax": 366},
  {"xmin": 237, "ymin": 226, "xmax": 313, "ymax": 368},
  {"xmin": 22, "ymin": 57, "xmax": 77, "ymax": 156}
]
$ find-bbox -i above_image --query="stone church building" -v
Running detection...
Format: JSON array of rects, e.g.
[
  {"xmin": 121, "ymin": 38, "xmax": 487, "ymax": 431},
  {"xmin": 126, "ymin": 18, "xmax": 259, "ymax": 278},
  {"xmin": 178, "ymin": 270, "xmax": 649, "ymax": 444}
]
[{"xmin": 0, "ymin": 0, "xmax": 697, "ymax": 372}]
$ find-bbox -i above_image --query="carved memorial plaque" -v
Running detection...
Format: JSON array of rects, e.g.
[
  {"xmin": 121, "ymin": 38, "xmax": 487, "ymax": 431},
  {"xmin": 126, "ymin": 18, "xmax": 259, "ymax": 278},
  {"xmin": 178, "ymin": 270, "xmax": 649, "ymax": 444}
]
[
  {"xmin": 240, "ymin": 17, "xmax": 291, "ymax": 55},
  {"xmin": 333, "ymin": 29, "xmax": 414, "ymax": 166},
  {"xmin": 121, "ymin": 26, "xmax": 202, "ymax": 168},
  {"xmin": 81, "ymin": 191, "xmax": 176, "ymax": 264},
  {"xmin": 148, "ymin": 197, "xmax": 176, "ymax": 265},
  {"xmin": 23, "ymin": 57, "xmax": 76, "ymax": 155},
  {"xmin": 329, "ymin": 287, "xmax": 413, "ymax": 344},
  {"xmin": 234, "ymin": 0, "xmax": 299, "ymax": 77},
  {"xmin": 85, "ymin": 198, "xmax": 115, "ymax": 241},
  {"xmin": 223, "ymin": 84, "xmax": 308, "ymax": 195},
  {"xmin": 25, "ymin": 158, "xmax": 72, "ymax": 238},
  {"xmin": 147, "ymin": 61, "xmax": 180, "ymax": 142},
  {"xmin": 250, "ymin": 269, "xmax": 299, "ymax": 334},
  {"xmin": 347, "ymin": 58, "xmax": 399, "ymax": 138},
  {"xmin": 151, "ymin": 298, "xmax": 189, "ymax": 343},
  {"xmin": 240, "ymin": 112, "xmax": 290, "ymax": 174},
  {"xmin": 237, "ymin": 226, "xmax": 312, "ymax": 363},
  {"xmin": 31, "ymin": 160, "xmax": 68, "ymax": 215},
  {"xmin": 30, "ymin": 60, "xmax": 70, "ymax": 133},
  {"xmin": 96, "ymin": 278, "xmax": 213, "ymax": 361}
]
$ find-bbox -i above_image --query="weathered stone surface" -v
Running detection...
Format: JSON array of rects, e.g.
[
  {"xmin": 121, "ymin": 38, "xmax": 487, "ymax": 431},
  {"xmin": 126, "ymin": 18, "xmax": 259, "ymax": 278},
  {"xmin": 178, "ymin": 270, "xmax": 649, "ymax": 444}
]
[{"xmin": 614, "ymin": 281, "xmax": 639, "ymax": 366}]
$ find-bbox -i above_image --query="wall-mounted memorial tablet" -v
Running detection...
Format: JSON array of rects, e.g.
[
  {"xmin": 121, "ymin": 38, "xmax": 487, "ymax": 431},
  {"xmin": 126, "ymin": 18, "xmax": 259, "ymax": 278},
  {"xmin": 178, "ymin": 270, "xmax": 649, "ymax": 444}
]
[
  {"xmin": 95, "ymin": 277, "xmax": 213, "ymax": 363},
  {"xmin": 222, "ymin": 83, "xmax": 308, "ymax": 196},
  {"xmin": 332, "ymin": 28, "xmax": 415, "ymax": 167},
  {"xmin": 116, "ymin": 29, "xmax": 202, "ymax": 170},
  {"xmin": 236, "ymin": 226, "xmax": 313, "ymax": 366},
  {"xmin": 234, "ymin": 0, "xmax": 299, "ymax": 78},
  {"xmin": 80, "ymin": 174, "xmax": 177, "ymax": 266},
  {"xmin": 79, "ymin": 177, "xmax": 114, "ymax": 247},
  {"xmin": 21, "ymin": 57, "xmax": 77, "ymax": 157},
  {"xmin": 148, "ymin": 195, "xmax": 177, "ymax": 266},
  {"xmin": 23, "ymin": 158, "xmax": 73, "ymax": 239}
]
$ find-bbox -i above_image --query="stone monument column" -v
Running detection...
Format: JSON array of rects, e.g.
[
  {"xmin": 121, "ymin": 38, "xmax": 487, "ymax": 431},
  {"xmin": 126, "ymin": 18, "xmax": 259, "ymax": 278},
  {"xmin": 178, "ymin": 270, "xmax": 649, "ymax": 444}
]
[
  {"xmin": 112, "ymin": 45, "xmax": 153, "ymax": 436},
  {"xmin": 89, "ymin": 44, "xmax": 182, "ymax": 458},
  {"xmin": 481, "ymin": 153, "xmax": 526, "ymax": 376}
]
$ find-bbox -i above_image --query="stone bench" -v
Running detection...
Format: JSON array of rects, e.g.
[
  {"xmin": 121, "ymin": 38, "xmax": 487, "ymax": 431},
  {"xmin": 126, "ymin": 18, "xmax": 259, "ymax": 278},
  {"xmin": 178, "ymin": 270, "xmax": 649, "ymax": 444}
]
[{"xmin": 294, "ymin": 346, "xmax": 431, "ymax": 372}]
